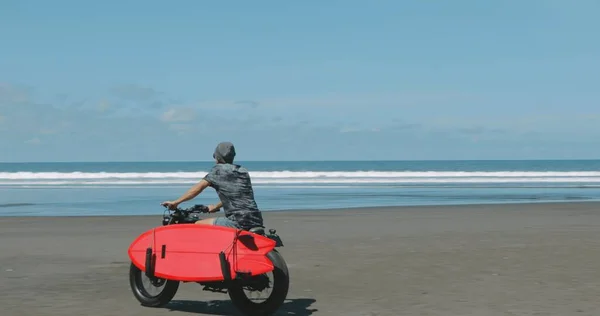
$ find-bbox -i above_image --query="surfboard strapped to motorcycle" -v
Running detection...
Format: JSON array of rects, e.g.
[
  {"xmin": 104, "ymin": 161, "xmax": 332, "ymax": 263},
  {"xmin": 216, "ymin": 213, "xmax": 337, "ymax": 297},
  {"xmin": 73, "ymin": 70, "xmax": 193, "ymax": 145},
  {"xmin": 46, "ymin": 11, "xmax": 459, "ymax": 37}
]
[
  {"xmin": 129, "ymin": 224, "xmax": 277, "ymax": 283},
  {"xmin": 127, "ymin": 205, "xmax": 289, "ymax": 316}
]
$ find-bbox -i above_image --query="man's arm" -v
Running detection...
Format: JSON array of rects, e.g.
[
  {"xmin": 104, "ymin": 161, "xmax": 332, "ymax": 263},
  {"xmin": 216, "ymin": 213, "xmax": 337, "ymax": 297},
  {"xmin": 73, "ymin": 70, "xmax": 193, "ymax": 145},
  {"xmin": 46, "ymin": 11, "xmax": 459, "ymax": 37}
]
[
  {"xmin": 173, "ymin": 179, "xmax": 211, "ymax": 204},
  {"xmin": 209, "ymin": 200, "xmax": 223, "ymax": 213}
]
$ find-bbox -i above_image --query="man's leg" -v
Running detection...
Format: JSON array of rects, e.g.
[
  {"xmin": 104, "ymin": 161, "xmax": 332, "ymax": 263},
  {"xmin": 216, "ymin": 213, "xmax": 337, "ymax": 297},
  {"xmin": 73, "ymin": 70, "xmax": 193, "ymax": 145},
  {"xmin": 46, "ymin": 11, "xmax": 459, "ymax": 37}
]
[
  {"xmin": 208, "ymin": 216, "xmax": 240, "ymax": 229},
  {"xmin": 194, "ymin": 217, "xmax": 239, "ymax": 228},
  {"xmin": 194, "ymin": 218, "xmax": 216, "ymax": 225}
]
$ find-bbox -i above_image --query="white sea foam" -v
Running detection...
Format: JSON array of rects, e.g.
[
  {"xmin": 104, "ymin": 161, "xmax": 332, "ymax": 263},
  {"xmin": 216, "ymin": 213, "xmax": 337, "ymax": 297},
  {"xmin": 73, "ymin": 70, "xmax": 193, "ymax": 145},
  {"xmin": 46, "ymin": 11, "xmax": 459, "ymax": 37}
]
[{"xmin": 1, "ymin": 171, "xmax": 600, "ymax": 186}]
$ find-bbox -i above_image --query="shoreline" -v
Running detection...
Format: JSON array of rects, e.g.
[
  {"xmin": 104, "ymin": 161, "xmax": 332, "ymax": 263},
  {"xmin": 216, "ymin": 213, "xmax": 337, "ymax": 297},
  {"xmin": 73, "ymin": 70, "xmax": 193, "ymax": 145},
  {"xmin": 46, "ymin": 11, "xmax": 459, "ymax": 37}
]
[{"xmin": 3, "ymin": 199, "xmax": 600, "ymax": 219}]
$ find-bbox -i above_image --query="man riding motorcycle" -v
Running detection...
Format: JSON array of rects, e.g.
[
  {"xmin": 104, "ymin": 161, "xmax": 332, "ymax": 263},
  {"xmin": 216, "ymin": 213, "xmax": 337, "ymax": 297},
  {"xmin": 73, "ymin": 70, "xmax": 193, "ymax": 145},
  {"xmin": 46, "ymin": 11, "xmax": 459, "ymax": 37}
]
[{"xmin": 161, "ymin": 141, "xmax": 264, "ymax": 231}]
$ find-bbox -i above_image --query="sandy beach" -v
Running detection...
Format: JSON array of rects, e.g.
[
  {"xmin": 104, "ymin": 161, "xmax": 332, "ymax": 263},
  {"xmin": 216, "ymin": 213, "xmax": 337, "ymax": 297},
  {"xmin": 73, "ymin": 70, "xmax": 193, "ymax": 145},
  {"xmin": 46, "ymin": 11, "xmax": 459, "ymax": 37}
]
[{"xmin": 2, "ymin": 202, "xmax": 600, "ymax": 316}]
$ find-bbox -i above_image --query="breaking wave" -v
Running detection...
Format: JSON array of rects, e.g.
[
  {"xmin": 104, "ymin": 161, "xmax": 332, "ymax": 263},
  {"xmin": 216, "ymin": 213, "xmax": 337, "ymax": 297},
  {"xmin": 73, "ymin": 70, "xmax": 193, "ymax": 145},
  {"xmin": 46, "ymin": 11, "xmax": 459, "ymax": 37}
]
[{"xmin": 2, "ymin": 171, "xmax": 600, "ymax": 186}]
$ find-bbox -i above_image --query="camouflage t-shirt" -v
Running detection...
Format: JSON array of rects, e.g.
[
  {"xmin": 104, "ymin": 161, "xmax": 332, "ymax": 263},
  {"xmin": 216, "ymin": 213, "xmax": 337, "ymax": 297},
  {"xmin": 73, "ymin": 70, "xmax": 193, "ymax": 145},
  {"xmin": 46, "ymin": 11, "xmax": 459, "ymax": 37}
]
[{"xmin": 203, "ymin": 163, "xmax": 264, "ymax": 230}]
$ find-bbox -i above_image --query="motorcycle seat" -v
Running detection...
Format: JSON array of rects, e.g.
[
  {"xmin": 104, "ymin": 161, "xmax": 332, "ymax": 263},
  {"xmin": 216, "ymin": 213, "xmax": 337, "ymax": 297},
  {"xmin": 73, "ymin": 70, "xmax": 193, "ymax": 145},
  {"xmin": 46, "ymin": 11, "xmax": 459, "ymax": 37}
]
[{"xmin": 248, "ymin": 227, "xmax": 265, "ymax": 235}]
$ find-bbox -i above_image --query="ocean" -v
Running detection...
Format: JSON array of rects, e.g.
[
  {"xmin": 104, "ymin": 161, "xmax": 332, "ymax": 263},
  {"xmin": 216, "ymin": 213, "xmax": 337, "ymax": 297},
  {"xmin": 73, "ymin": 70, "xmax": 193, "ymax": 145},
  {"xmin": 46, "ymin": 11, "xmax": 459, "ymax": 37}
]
[{"xmin": 2, "ymin": 160, "xmax": 600, "ymax": 216}]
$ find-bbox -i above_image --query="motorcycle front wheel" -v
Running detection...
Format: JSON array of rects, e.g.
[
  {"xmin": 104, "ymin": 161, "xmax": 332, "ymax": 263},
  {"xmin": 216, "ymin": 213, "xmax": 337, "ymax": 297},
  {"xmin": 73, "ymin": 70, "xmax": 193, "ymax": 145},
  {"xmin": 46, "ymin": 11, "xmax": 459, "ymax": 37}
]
[
  {"xmin": 129, "ymin": 262, "xmax": 180, "ymax": 307},
  {"xmin": 227, "ymin": 250, "xmax": 290, "ymax": 316}
]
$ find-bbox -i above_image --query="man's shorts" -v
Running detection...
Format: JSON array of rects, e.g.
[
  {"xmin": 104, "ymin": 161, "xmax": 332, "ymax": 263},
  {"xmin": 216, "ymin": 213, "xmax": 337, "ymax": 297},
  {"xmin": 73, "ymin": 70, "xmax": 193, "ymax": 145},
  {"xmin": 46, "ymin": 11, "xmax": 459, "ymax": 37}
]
[{"xmin": 213, "ymin": 216, "xmax": 240, "ymax": 229}]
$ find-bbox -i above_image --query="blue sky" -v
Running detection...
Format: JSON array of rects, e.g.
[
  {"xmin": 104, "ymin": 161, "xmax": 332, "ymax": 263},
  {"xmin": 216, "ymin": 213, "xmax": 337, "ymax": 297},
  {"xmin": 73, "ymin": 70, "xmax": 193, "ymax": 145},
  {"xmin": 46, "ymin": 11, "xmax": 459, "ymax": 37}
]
[{"xmin": 1, "ymin": 0, "xmax": 599, "ymax": 162}]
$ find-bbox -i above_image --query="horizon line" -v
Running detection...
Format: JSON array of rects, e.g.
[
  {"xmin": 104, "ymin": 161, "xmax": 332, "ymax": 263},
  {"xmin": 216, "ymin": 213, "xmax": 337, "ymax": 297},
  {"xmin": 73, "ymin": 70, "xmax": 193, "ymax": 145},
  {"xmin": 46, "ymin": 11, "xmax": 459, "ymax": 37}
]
[{"xmin": 2, "ymin": 158, "xmax": 600, "ymax": 164}]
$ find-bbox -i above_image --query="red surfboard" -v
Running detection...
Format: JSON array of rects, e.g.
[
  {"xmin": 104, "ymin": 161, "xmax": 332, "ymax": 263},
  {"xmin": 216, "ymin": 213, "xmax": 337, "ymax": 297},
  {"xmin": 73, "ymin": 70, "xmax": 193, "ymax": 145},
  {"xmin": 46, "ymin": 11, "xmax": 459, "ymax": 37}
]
[{"xmin": 128, "ymin": 224, "xmax": 276, "ymax": 282}]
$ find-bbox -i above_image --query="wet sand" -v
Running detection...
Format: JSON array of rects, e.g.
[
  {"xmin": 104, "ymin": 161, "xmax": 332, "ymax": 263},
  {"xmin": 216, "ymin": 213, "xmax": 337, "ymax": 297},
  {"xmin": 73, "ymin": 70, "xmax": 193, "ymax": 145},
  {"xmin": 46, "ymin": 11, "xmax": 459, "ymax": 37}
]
[{"xmin": 2, "ymin": 202, "xmax": 600, "ymax": 316}]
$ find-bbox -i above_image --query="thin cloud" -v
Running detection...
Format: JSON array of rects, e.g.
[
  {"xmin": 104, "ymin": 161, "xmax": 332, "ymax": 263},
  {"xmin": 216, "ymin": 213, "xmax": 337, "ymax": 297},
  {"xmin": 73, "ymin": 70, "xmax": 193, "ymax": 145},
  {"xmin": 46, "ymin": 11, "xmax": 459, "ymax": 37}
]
[
  {"xmin": 97, "ymin": 100, "xmax": 111, "ymax": 112},
  {"xmin": 160, "ymin": 107, "xmax": 196, "ymax": 122},
  {"xmin": 149, "ymin": 101, "xmax": 166, "ymax": 109},
  {"xmin": 339, "ymin": 127, "xmax": 381, "ymax": 133},
  {"xmin": 234, "ymin": 100, "xmax": 260, "ymax": 108},
  {"xmin": 191, "ymin": 91, "xmax": 476, "ymax": 110},
  {"xmin": 387, "ymin": 120, "xmax": 421, "ymax": 131},
  {"xmin": 167, "ymin": 123, "xmax": 196, "ymax": 136},
  {"xmin": 255, "ymin": 91, "xmax": 477, "ymax": 108},
  {"xmin": 25, "ymin": 137, "xmax": 41, "ymax": 145},
  {"xmin": 0, "ymin": 82, "xmax": 34, "ymax": 105},
  {"xmin": 339, "ymin": 127, "xmax": 361, "ymax": 133},
  {"xmin": 456, "ymin": 126, "xmax": 506, "ymax": 135},
  {"xmin": 110, "ymin": 84, "xmax": 163, "ymax": 102}
]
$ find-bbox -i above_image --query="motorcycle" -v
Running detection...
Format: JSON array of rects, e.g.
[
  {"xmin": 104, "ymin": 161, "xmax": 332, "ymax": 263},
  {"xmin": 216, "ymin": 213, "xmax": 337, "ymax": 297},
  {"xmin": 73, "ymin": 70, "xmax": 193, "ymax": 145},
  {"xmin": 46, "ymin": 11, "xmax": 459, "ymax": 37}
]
[{"xmin": 128, "ymin": 204, "xmax": 289, "ymax": 316}]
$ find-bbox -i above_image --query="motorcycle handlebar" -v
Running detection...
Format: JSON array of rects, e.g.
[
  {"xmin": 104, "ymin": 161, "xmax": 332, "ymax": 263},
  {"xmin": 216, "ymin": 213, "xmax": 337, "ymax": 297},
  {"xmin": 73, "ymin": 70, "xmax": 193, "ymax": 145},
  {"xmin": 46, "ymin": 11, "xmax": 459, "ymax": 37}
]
[{"xmin": 166, "ymin": 204, "xmax": 210, "ymax": 215}]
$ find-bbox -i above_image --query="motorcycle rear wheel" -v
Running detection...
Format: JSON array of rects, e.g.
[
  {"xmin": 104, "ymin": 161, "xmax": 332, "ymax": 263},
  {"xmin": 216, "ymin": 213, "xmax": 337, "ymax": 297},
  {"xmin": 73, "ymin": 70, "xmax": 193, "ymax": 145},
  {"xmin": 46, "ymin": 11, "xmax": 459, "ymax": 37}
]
[{"xmin": 228, "ymin": 250, "xmax": 290, "ymax": 316}]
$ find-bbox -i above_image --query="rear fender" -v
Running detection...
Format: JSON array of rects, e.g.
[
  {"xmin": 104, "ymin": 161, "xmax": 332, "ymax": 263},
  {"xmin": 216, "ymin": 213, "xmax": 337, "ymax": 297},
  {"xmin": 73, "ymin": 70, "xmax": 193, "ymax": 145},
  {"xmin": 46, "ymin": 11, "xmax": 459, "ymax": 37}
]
[{"xmin": 266, "ymin": 229, "xmax": 284, "ymax": 247}]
